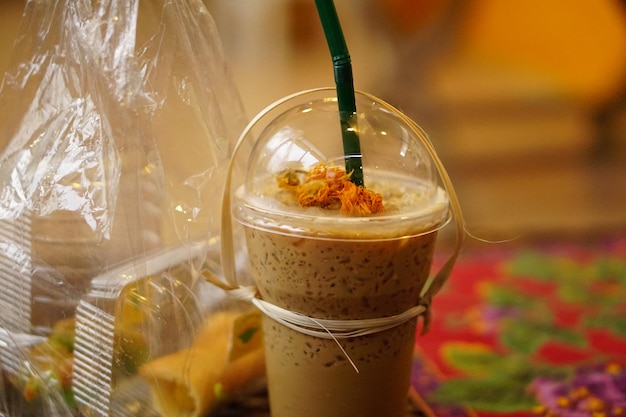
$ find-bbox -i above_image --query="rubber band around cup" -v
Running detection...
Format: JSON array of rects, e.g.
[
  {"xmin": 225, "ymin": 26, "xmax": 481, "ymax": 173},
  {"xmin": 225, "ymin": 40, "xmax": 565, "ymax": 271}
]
[{"xmin": 214, "ymin": 87, "xmax": 466, "ymax": 341}]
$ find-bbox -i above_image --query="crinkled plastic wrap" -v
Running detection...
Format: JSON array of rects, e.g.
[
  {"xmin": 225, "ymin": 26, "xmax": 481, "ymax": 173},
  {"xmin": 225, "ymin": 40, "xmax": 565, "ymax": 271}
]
[{"xmin": 0, "ymin": 1, "xmax": 257, "ymax": 416}]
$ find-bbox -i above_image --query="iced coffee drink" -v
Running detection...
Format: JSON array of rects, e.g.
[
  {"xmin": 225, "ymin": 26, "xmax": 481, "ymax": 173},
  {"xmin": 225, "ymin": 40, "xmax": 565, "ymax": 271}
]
[
  {"xmin": 230, "ymin": 88, "xmax": 452, "ymax": 417},
  {"xmin": 235, "ymin": 165, "xmax": 448, "ymax": 417}
]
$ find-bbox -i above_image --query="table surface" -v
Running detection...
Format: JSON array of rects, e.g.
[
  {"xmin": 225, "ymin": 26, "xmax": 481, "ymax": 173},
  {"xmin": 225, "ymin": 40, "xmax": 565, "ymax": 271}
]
[{"xmin": 212, "ymin": 386, "xmax": 425, "ymax": 417}]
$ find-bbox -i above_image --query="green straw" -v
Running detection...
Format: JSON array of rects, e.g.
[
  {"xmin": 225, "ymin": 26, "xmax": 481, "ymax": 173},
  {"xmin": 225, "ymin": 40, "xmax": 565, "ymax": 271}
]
[{"xmin": 314, "ymin": 0, "xmax": 364, "ymax": 187}]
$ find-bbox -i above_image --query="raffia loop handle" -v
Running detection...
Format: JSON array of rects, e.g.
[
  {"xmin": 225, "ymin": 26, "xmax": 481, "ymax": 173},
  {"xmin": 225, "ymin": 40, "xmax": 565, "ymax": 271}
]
[
  {"xmin": 375, "ymin": 90, "xmax": 468, "ymax": 334},
  {"xmin": 213, "ymin": 88, "xmax": 466, "ymax": 339}
]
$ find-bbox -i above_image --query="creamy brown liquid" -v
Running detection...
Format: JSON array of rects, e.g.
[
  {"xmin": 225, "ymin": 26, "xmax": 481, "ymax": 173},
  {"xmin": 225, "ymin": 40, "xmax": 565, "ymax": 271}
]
[{"xmin": 244, "ymin": 226, "xmax": 438, "ymax": 417}]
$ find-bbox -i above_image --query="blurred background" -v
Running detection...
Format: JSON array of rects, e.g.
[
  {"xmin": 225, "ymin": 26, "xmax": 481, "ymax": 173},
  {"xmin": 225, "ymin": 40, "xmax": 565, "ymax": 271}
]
[{"xmin": 1, "ymin": 0, "xmax": 625, "ymax": 241}]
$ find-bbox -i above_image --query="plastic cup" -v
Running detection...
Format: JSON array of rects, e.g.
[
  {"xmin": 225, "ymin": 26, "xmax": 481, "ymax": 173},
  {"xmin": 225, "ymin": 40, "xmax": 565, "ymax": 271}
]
[{"xmin": 231, "ymin": 88, "xmax": 449, "ymax": 417}]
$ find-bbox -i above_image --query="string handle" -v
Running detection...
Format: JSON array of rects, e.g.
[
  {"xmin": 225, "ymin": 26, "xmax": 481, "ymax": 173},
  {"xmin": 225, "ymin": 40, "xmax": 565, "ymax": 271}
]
[{"xmin": 216, "ymin": 88, "xmax": 466, "ymax": 336}]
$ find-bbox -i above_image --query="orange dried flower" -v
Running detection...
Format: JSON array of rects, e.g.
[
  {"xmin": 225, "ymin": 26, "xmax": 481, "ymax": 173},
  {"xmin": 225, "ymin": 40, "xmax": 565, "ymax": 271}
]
[{"xmin": 277, "ymin": 164, "xmax": 384, "ymax": 215}]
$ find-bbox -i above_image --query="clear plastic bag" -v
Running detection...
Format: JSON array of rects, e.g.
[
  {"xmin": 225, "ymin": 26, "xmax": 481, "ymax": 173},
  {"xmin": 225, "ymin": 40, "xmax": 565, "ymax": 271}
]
[{"xmin": 0, "ymin": 1, "xmax": 248, "ymax": 416}]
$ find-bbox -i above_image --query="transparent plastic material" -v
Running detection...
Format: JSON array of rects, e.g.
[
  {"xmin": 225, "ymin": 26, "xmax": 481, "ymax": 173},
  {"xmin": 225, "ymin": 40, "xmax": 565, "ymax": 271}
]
[
  {"xmin": 0, "ymin": 1, "xmax": 247, "ymax": 416},
  {"xmin": 233, "ymin": 88, "xmax": 450, "ymax": 239}
]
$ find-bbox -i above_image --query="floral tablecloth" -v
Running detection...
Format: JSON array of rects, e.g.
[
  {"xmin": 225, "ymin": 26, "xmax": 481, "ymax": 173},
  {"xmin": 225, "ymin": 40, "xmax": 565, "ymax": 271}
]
[{"xmin": 411, "ymin": 236, "xmax": 626, "ymax": 417}]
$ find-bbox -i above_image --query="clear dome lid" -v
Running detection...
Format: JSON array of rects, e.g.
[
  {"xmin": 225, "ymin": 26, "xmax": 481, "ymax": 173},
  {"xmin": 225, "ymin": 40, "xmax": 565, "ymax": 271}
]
[{"xmin": 232, "ymin": 88, "xmax": 450, "ymax": 240}]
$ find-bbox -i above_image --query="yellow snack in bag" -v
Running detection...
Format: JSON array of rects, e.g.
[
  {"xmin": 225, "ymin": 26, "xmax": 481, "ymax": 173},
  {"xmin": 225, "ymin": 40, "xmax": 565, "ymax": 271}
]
[{"xmin": 139, "ymin": 310, "xmax": 265, "ymax": 417}]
